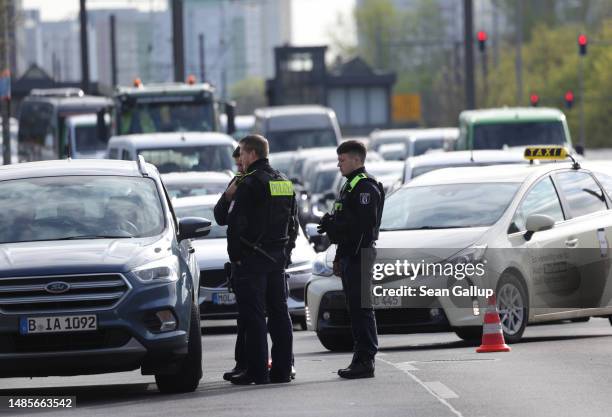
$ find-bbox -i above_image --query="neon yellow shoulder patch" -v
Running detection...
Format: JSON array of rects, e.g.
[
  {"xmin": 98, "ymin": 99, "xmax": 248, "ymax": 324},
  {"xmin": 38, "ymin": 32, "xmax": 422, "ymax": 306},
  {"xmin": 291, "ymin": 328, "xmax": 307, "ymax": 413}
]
[{"xmin": 269, "ymin": 180, "xmax": 294, "ymax": 196}]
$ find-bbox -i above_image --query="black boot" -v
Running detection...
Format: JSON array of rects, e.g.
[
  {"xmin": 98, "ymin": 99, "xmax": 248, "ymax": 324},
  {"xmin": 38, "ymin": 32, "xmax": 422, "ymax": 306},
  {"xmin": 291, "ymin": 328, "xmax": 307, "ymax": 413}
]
[
  {"xmin": 230, "ymin": 370, "xmax": 269, "ymax": 385},
  {"xmin": 338, "ymin": 359, "xmax": 375, "ymax": 379},
  {"xmin": 223, "ymin": 366, "xmax": 245, "ymax": 382}
]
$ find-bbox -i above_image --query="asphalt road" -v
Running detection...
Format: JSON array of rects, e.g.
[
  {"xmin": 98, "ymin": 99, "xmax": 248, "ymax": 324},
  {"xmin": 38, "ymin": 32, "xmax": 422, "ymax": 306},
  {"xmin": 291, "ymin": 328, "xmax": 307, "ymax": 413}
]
[{"xmin": 1, "ymin": 318, "xmax": 612, "ymax": 417}]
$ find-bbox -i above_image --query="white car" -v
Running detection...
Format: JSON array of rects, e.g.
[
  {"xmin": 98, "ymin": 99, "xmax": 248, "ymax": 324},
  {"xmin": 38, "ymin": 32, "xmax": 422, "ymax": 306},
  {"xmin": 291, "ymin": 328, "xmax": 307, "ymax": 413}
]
[
  {"xmin": 162, "ymin": 171, "xmax": 232, "ymax": 199},
  {"xmin": 107, "ymin": 132, "xmax": 237, "ymax": 174},
  {"xmin": 172, "ymin": 195, "xmax": 316, "ymax": 328},
  {"xmin": 306, "ymin": 147, "xmax": 612, "ymax": 350}
]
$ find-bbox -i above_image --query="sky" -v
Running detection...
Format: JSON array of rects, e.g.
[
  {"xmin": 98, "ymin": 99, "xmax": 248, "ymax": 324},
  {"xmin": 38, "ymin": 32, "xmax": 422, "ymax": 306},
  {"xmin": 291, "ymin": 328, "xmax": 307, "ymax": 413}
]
[{"xmin": 21, "ymin": 0, "xmax": 357, "ymax": 47}]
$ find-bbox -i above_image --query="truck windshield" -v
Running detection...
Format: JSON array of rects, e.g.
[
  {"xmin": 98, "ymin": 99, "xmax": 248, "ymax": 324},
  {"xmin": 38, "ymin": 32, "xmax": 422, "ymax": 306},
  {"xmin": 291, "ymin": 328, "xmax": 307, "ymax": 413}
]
[
  {"xmin": 119, "ymin": 101, "xmax": 215, "ymax": 134},
  {"xmin": 473, "ymin": 121, "xmax": 566, "ymax": 150},
  {"xmin": 266, "ymin": 128, "xmax": 337, "ymax": 153}
]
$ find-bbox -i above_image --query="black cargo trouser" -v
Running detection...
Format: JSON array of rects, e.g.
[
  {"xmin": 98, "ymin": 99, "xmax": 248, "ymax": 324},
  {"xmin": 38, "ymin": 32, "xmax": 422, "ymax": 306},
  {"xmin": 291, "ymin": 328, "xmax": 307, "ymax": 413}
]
[
  {"xmin": 339, "ymin": 255, "xmax": 378, "ymax": 362},
  {"xmin": 234, "ymin": 263, "xmax": 293, "ymax": 381}
]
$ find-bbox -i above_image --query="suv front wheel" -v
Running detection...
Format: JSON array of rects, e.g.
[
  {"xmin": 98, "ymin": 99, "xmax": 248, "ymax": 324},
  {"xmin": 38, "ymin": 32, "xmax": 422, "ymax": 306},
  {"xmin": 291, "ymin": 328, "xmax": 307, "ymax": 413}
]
[{"xmin": 155, "ymin": 303, "xmax": 203, "ymax": 394}]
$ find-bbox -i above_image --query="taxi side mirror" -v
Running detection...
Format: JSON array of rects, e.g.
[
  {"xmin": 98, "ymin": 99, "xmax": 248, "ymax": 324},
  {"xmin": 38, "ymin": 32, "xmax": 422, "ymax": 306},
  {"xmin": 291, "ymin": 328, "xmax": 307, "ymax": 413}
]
[{"xmin": 524, "ymin": 214, "xmax": 555, "ymax": 241}]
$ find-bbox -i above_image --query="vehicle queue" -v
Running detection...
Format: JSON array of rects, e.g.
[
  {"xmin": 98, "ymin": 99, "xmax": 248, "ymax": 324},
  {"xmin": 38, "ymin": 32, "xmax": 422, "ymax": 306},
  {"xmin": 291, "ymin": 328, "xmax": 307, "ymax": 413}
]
[{"xmin": 3, "ymin": 82, "xmax": 609, "ymax": 392}]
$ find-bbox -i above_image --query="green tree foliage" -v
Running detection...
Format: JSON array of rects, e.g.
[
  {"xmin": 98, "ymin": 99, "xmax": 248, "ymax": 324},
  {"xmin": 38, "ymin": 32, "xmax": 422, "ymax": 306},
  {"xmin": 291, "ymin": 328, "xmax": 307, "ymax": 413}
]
[{"xmin": 485, "ymin": 21, "xmax": 612, "ymax": 147}]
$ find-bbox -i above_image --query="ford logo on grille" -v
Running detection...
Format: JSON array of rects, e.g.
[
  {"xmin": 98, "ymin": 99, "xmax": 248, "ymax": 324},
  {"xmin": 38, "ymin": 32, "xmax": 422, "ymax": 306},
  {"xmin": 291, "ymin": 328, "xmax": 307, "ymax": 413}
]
[{"xmin": 45, "ymin": 281, "xmax": 71, "ymax": 294}]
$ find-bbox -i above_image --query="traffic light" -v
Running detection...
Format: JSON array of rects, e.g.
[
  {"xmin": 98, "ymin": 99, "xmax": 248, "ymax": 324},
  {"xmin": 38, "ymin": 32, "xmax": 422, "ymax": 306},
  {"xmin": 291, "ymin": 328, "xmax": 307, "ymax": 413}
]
[
  {"xmin": 477, "ymin": 31, "xmax": 487, "ymax": 53},
  {"xmin": 530, "ymin": 93, "xmax": 539, "ymax": 107},
  {"xmin": 578, "ymin": 34, "xmax": 588, "ymax": 56},
  {"xmin": 564, "ymin": 90, "xmax": 574, "ymax": 109}
]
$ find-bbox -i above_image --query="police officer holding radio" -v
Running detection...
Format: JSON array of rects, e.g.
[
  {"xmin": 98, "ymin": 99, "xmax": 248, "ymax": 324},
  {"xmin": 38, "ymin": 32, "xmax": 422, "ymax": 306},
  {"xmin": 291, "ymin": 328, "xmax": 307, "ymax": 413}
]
[
  {"xmin": 226, "ymin": 134, "xmax": 298, "ymax": 385},
  {"xmin": 318, "ymin": 140, "xmax": 384, "ymax": 379},
  {"xmin": 214, "ymin": 146, "xmax": 248, "ymax": 381}
]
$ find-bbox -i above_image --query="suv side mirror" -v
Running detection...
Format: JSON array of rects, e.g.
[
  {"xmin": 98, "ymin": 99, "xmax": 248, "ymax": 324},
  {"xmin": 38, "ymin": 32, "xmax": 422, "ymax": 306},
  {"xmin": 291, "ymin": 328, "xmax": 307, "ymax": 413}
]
[
  {"xmin": 524, "ymin": 214, "xmax": 554, "ymax": 241},
  {"xmin": 179, "ymin": 217, "xmax": 211, "ymax": 240}
]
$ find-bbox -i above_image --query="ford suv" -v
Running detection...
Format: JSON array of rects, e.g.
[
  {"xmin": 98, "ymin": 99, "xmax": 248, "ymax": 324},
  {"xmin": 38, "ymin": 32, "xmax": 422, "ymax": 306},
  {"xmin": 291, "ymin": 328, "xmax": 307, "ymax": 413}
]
[{"xmin": 0, "ymin": 158, "xmax": 210, "ymax": 394}]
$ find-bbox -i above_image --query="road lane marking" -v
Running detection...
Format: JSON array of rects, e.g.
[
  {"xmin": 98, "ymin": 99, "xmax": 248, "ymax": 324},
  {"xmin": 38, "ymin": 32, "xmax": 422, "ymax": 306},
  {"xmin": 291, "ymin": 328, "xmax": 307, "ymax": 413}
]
[
  {"xmin": 379, "ymin": 358, "xmax": 464, "ymax": 417},
  {"xmin": 424, "ymin": 381, "xmax": 459, "ymax": 399},
  {"xmin": 396, "ymin": 361, "xmax": 419, "ymax": 371}
]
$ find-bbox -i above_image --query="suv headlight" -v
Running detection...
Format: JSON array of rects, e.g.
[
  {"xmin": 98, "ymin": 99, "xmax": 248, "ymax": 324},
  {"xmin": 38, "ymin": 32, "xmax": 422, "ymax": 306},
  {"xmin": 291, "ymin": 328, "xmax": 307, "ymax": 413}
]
[
  {"xmin": 312, "ymin": 252, "xmax": 334, "ymax": 277},
  {"xmin": 132, "ymin": 256, "xmax": 180, "ymax": 283}
]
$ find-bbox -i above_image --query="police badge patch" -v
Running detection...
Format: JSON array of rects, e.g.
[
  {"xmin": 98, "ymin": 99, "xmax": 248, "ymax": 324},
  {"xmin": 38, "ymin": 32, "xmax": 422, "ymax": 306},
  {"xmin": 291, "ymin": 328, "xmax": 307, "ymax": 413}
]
[{"xmin": 360, "ymin": 193, "xmax": 370, "ymax": 204}]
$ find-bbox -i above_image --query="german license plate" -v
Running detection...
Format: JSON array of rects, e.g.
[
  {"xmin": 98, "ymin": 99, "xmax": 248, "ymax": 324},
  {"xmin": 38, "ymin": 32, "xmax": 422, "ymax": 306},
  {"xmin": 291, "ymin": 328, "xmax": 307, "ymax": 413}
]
[
  {"xmin": 372, "ymin": 295, "xmax": 402, "ymax": 309},
  {"xmin": 19, "ymin": 315, "xmax": 97, "ymax": 335},
  {"xmin": 212, "ymin": 292, "xmax": 236, "ymax": 305}
]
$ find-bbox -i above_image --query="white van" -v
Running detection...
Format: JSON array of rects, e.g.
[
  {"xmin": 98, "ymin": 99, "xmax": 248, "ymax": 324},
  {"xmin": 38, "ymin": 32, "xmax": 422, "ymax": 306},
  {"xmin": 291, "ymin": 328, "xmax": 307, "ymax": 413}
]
[
  {"xmin": 64, "ymin": 114, "xmax": 111, "ymax": 159},
  {"xmin": 253, "ymin": 105, "xmax": 342, "ymax": 153},
  {"xmin": 107, "ymin": 132, "xmax": 237, "ymax": 174}
]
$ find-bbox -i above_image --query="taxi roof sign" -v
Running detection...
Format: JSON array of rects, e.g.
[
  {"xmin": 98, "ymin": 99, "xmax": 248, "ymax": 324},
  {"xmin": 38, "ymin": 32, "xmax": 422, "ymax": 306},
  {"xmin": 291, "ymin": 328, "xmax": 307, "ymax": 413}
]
[{"xmin": 524, "ymin": 146, "xmax": 569, "ymax": 161}]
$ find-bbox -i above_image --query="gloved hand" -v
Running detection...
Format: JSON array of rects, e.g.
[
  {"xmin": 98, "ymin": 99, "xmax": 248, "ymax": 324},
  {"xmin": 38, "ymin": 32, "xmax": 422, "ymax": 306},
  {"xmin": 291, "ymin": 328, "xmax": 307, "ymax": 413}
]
[{"xmin": 317, "ymin": 213, "xmax": 332, "ymax": 234}]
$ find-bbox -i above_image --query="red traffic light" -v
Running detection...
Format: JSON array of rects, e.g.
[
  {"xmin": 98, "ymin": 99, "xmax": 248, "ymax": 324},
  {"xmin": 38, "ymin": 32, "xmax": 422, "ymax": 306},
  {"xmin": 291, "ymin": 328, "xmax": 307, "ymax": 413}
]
[
  {"xmin": 477, "ymin": 31, "xmax": 487, "ymax": 52},
  {"xmin": 565, "ymin": 90, "xmax": 574, "ymax": 108},
  {"xmin": 530, "ymin": 93, "xmax": 539, "ymax": 106},
  {"xmin": 578, "ymin": 34, "xmax": 588, "ymax": 55}
]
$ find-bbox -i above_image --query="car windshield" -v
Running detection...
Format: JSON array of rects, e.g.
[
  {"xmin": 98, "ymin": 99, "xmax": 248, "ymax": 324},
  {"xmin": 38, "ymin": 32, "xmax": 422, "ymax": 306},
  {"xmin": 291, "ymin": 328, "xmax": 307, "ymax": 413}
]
[
  {"xmin": 413, "ymin": 138, "xmax": 445, "ymax": 156},
  {"xmin": 473, "ymin": 121, "xmax": 566, "ymax": 150},
  {"xmin": 0, "ymin": 176, "xmax": 165, "ymax": 243},
  {"xmin": 266, "ymin": 129, "xmax": 337, "ymax": 152},
  {"xmin": 119, "ymin": 100, "xmax": 215, "ymax": 134},
  {"xmin": 74, "ymin": 124, "xmax": 109, "ymax": 153},
  {"xmin": 372, "ymin": 137, "xmax": 407, "ymax": 151},
  {"xmin": 174, "ymin": 205, "xmax": 226, "ymax": 239},
  {"xmin": 165, "ymin": 181, "xmax": 228, "ymax": 198},
  {"xmin": 139, "ymin": 145, "xmax": 235, "ymax": 174},
  {"xmin": 380, "ymin": 183, "xmax": 520, "ymax": 230},
  {"xmin": 313, "ymin": 170, "xmax": 338, "ymax": 194}
]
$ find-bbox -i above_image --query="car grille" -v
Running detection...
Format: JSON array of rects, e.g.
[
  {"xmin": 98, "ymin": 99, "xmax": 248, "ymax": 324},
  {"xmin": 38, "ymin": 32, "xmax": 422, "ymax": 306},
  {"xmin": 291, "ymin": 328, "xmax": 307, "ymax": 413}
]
[
  {"xmin": 200, "ymin": 269, "xmax": 228, "ymax": 288},
  {"xmin": 0, "ymin": 329, "xmax": 132, "ymax": 353},
  {"xmin": 0, "ymin": 274, "xmax": 130, "ymax": 314}
]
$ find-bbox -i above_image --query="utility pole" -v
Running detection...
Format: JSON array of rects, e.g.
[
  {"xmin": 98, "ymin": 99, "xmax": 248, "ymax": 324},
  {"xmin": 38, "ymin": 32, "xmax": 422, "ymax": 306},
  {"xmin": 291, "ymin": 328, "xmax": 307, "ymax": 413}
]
[
  {"xmin": 79, "ymin": 0, "xmax": 90, "ymax": 93},
  {"xmin": 171, "ymin": 0, "xmax": 185, "ymax": 82},
  {"xmin": 2, "ymin": 2, "xmax": 12, "ymax": 165},
  {"xmin": 110, "ymin": 14, "xmax": 117, "ymax": 87},
  {"xmin": 198, "ymin": 33, "xmax": 205, "ymax": 82},
  {"xmin": 463, "ymin": 0, "xmax": 475, "ymax": 109},
  {"xmin": 515, "ymin": 0, "xmax": 523, "ymax": 105}
]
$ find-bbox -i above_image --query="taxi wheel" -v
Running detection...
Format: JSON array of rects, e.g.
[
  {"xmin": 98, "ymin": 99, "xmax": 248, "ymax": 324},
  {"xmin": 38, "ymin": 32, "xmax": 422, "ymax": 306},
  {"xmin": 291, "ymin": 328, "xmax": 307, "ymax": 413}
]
[
  {"xmin": 317, "ymin": 332, "xmax": 353, "ymax": 352},
  {"xmin": 155, "ymin": 303, "xmax": 203, "ymax": 394},
  {"xmin": 496, "ymin": 274, "xmax": 528, "ymax": 344}
]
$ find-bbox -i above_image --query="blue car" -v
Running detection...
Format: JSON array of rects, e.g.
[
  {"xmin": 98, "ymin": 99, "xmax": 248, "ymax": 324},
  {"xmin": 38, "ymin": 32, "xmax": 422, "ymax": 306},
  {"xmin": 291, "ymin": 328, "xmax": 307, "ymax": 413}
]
[{"xmin": 0, "ymin": 158, "xmax": 211, "ymax": 394}]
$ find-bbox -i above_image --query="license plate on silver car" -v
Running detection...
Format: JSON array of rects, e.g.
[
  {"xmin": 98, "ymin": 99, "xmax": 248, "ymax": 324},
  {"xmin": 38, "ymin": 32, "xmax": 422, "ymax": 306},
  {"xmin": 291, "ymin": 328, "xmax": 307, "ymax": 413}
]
[
  {"xmin": 212, "ymin": 292, "xmax": 236, "ymax": 305},
  {"xmin": 19, "ymin": 315, "xmax": 97, "ymax": 335}
]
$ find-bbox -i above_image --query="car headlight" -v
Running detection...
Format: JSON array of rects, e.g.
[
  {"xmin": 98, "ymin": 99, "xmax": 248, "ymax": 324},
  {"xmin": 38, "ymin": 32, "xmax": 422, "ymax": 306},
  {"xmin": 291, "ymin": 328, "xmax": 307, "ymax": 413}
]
[
  {"xmin": 312, "ymin": 252, "xmax": 334, "ymax": 277},
  {"xmin": 448, "ymin": 244, "xmax": 487, "ymax": 265},
  {"xmin": 132, "ymin": 256, "xmax": 180, "ymax": 283},
  {"xmin": 312, "ymin": 202, "xmax": 326, "ymax": 218}
]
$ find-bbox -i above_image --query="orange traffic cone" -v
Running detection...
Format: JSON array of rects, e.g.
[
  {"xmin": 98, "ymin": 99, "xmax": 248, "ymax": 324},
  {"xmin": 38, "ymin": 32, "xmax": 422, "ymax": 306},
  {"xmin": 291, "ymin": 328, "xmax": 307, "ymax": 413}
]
[{"xmin": 476, "ymin": 294, "xmax": 511, "ymax": 353}]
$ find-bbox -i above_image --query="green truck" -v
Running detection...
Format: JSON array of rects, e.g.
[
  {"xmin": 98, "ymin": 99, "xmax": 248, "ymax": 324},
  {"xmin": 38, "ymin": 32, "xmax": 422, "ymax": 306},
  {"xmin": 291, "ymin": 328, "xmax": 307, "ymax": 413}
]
[{"xmin": 456, "ymin": 107, "xmax": 580, "ymax": 154}]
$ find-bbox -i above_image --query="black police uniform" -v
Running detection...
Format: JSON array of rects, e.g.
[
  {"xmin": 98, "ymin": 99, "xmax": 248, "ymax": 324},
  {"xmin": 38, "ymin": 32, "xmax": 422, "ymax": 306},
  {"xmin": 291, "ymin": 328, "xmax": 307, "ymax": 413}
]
[
  {"xmin": 226, "ymin": 158, "xmax": 298, "ymax": 384},
  {"xmin": 319, "ymin": 167, "xmax": 384, "ymax": 377},
  {"xmin": 213, "ymin": 173, "xmax": 248, "ymax": 379}
]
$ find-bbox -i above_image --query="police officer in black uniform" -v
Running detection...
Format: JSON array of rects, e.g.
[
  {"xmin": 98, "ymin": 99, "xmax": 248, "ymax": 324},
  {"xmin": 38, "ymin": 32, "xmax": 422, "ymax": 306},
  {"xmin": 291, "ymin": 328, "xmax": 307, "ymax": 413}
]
[
  {"xmin": 226, "ymin": 134, "xmax": 298, "ymax": 385},
  {"xmin": 214, "ymin": 146, "xmax": 248, "ymax": 381},
  {"xmin": 318, "ymin": 140, "xmax": 384, "ymax": 379}
]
